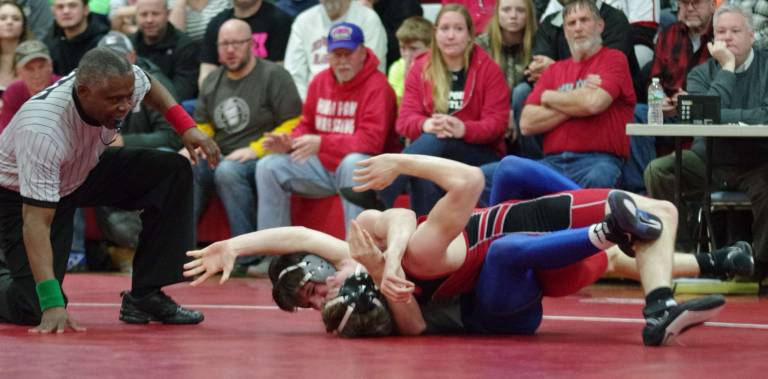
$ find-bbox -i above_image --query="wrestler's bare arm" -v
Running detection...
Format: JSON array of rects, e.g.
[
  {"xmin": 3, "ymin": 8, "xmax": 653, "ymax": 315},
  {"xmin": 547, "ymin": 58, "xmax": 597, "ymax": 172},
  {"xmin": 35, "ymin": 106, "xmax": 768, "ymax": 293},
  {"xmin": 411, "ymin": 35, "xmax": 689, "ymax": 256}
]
[
  {"xmin": 354, "ymin": 154, "xmax": 484, "ymax": 277},
  {"xmin": 349, "ymin": 221, "xmax": 426, "ymax": 335},
  {"xmin": 183, "ymin": 227, "xmax": 350, "ymax": 285}
]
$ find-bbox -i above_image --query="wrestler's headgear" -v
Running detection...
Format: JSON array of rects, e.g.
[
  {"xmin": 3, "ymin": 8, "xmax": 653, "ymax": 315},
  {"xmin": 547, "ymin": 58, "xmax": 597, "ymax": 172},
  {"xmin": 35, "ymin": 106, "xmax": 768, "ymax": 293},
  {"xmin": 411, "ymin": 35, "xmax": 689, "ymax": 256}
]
[
  {"xmin": 271, "ymin": 254, "xmax": 337, "ymax": 311},
  {"xmin": 321, "ymin": 265, "xmax": 392, "ymax": 338},
  {"xmin": 278, "ymin": 254, "xmax": 337, "ymax": 285}
]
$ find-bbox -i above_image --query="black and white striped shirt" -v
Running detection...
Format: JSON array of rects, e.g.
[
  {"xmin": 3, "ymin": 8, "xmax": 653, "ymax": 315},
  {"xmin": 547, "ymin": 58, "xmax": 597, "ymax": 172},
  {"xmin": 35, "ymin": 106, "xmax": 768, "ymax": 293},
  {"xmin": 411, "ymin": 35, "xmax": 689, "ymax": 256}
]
[{"xmin": 0, "ymin": 65, "xmax": 151, "ymax": 207}]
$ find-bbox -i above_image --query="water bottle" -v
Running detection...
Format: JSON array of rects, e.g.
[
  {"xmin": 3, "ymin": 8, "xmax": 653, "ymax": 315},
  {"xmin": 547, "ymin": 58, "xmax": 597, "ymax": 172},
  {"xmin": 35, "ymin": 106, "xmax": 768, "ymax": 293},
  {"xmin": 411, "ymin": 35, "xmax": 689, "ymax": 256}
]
[{"xmin": 647, "ymin": 77, "xmax": 664, "ymax": 125}]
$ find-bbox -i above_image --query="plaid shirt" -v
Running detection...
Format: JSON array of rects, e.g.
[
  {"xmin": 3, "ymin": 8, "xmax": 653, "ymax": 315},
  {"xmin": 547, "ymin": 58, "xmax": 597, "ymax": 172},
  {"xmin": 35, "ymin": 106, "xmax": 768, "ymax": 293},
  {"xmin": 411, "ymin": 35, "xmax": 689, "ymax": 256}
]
[{"xmin": 649, "ymin": 21, "xmax": 713, "ymax": 95}]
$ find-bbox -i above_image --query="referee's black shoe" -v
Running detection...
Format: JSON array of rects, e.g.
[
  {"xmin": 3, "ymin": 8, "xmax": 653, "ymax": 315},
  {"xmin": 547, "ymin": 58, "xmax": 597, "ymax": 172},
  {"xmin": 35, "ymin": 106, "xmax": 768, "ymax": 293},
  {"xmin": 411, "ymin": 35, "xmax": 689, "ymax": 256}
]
[
  {"xmin": 119, "ymin": 290, "xmax": 204, "ymax": 324},
  {"xmin": 642, "ymin": 294, "xmax": 725, "ymax": 346}
]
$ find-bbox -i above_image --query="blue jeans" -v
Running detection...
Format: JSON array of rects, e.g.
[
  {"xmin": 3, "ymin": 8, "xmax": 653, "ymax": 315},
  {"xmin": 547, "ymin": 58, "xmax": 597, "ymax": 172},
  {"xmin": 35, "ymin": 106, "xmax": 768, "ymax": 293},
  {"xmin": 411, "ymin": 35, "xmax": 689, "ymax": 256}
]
[
  {"xmin": 256, "ymin": 153, "xmax": 368, "ymax": 233},
  {"xmin": 539, "ymin": 152, "xmax": 623, "ymax": 188},
  {"xmin": 379, "ymin": 133, "xmax": 499, "ymax": 215},
  {"xmin": 192, "ymin": 158, "xmax": 258, "ymax": 237}
]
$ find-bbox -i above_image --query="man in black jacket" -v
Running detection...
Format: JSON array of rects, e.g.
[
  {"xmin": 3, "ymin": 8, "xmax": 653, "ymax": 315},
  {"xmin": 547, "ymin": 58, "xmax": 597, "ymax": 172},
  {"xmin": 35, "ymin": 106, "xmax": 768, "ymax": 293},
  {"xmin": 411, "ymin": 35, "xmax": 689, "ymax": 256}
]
[
  {"xmin": 43, "ymin": 0, "xmax": 110, "ymax": 75},
  {"xmin": 132, "ymin": 0, "xmax": 200, "ymax": 101}
]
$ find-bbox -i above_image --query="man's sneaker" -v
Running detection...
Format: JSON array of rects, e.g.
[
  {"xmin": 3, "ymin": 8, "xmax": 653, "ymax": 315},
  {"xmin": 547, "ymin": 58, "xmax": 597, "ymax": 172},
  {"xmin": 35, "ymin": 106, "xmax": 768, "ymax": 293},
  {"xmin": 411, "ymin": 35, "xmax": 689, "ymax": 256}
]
[
  {"xmin": 119, "ymin": 290, "xmax": 204, "ymax": 324},
  {"xmin": 642, "ymin": 294, "xmax": 725, "ymax": 346},
  {"xmin": 338, "ymin": 187, "xmax": 387, "ymax": 211},
  {"xmin": 722, "ymin": 241, "xmax": 755, "ymax": 279},
  {"xmin": 604, "ymin": 191, "xmax": 664, "ymax": 257}
]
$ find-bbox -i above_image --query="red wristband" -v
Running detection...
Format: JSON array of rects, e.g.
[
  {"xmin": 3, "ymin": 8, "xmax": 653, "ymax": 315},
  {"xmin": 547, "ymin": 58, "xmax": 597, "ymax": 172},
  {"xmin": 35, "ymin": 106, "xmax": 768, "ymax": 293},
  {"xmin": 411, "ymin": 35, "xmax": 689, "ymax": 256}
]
[{"xmin": 164, "ymin": 104, "xmax": 195, "ymax": 135}]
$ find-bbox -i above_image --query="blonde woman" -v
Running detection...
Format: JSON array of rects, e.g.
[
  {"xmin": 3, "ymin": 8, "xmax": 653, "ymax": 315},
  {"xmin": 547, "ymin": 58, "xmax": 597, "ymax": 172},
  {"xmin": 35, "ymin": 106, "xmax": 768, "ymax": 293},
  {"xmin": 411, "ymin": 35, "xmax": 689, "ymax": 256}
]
[
  {"xmin": 346, "ymin": 4, "xmax": 509, "ymax": 216},
  {"xmin": 476, "ymin": 0, "xmax": 537, "ymax": 157},
  {"xmin": 0, "ymin": 1, "xmax": 33, "ymax": 92}
]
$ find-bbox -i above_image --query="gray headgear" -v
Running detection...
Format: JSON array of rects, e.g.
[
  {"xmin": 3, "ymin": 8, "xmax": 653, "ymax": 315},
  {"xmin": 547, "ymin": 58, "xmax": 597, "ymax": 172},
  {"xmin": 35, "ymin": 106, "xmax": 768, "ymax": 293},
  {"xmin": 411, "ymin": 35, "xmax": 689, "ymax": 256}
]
[{"xmin": 278, "ymin": 254, "xmax": 337, "ymax": 287}]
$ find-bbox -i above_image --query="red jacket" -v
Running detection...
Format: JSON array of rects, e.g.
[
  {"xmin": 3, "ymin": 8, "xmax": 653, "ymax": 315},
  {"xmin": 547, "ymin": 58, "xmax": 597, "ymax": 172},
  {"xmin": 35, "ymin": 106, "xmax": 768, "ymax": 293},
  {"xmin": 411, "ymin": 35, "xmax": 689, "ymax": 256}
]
[
  {"xmin": 293, "ymin": 48, "xmax": 400, "ymax": 171},
  {"xmin": 396, "ymin": 44, "xmax": 509, "ymax": 157}
]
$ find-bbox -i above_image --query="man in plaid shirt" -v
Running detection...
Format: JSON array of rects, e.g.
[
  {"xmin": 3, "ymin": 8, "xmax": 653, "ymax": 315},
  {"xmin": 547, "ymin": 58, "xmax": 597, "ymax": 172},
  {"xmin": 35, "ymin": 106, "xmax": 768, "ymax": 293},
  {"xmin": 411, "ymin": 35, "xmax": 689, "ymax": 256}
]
[{"xmin": 647, "ymin": 0, "xmax": 715, "ymax": 120}]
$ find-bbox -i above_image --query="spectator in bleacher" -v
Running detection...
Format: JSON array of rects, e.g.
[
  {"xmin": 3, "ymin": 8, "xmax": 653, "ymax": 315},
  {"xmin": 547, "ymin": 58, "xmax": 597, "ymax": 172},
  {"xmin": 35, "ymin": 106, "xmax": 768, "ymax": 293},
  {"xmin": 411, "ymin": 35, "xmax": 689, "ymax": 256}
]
[
  {"xmin": 387, "ymin": 16, "xmax": 431, "ymax": 104},
  {"xmin": 442, "ymin": 0, "xmax": 496, "ymax": 33},
  {"xmin": 645, "ymin": 5, "xmax": 767, "ymax": 283},
  {"xmin": 274, "ymin": 0, "xmax": 318, "ymax": 17},
  {"xmin": 477, "ymin": 0, "xmax": 536, "ymax": 158},
  {"xmin": 284, "ymin": 0, "xmax": 387, "ymax": 101},
  {"xmin": 16, "ymin": 0, "xmax": 54, "ymax": 41},
  {"xmin": 109, "ymin": 0, "xmax": 139, "ymax": 35},
  {"xmin": 540, "ymin": 0, "xmax": 660, "ymax": 70},
  {"xmin": 256, "ymin": 21, "xmax": 398, "ymax": 241},
  {"xmin": 94, "ymin": 31, "xmax": 184, "ymax": 272},
  {"xmin": 0, "ymin": 1, "xmax": 34, "ymax": 93},
  {"xmin": 132, "ymin": 0, "xmax": 200, "ymax": 101},
  {"xmin": 529, "ymin": 0, "xmax": 637, "ymax": 92},
  {"xmin": 188, "ymin": 19, "xmax": 302, "ymax": 275},
  {"xmin": 168, "ymin": 0, "xmax": 231, "ymax": 42},
  {"xmin": 0, "ymin": 41, "xmax": 60, "ymax": 132},
  {"xmin": 730, "ymin": 0, "xmax": 768, "ymax": 48},
  {"xmin": 517, "ymin": 0, "xmax": 638, "ymax": 153},
  {"xmin": 359, "ymin": 0, "xmax": 423, "ymax": 69},
  {"xmin": 344, "ymin": 4, "xmax": 508, "ymax": 216},
  {"xmin": 198, "ymin": 0, "xmax": 292, "ymax": 88},
  {"xmin": 633, "ymin": 0, "xmax": 714, "ymax": 191},
  {"xmin": 44, "ymin": 0, "xmax": 110, "ymax": 75},
  {"xmin": 519, "ymin": 0, "xmax": 635, "ymax": 188},
  {"xmin": 642, "ymin": 0, "xmax": 714, "ymax": 124}
]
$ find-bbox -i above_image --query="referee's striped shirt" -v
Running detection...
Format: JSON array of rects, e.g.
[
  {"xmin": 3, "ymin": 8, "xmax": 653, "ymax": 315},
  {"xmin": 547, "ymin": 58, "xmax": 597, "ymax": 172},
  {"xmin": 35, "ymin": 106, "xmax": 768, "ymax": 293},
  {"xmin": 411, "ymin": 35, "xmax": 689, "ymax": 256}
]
[{"xmin": 0, "ymin": 65, "xmax": 151, "ymax": 207}]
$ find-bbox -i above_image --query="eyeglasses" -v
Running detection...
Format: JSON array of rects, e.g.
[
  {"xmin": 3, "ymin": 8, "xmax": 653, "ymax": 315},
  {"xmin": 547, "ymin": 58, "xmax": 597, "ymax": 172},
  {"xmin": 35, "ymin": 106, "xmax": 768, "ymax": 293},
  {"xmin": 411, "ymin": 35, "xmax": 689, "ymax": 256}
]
[{"xmin": 216, "ymin": 39, "xmax": 250, "ymax": 48}]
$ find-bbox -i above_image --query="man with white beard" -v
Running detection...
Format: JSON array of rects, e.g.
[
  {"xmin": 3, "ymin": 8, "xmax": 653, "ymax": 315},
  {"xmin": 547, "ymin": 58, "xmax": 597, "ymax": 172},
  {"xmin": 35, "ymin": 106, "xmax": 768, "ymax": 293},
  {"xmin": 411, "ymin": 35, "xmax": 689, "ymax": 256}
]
[
  {"xmin": 519, "ymin": 0, "xmax": 635, "ymax": 189},
  {"xmin": 284, "ymin": 0, "xmax": 387, "ymax": 101}
]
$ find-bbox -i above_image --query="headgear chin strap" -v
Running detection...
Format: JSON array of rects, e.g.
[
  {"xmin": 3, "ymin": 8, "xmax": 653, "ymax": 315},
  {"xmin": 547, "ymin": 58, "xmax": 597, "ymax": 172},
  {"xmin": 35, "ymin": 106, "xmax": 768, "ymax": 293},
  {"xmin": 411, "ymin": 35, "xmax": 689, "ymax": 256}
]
[
  {"xmin": 278, "ymin": 254, "xmax": 337, "ymax": 288},
  {"xmin": 324, "ymin": 265, "xmax": 385, "ymax": 334}
]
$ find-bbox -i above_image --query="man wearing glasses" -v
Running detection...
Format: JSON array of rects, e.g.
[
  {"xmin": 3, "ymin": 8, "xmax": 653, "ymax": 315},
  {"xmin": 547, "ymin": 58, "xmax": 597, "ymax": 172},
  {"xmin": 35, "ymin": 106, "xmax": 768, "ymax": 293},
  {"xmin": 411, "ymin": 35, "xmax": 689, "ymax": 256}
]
[{"xmin": 185, "ymin": 19, "xmax": 303, "ymax": 276}]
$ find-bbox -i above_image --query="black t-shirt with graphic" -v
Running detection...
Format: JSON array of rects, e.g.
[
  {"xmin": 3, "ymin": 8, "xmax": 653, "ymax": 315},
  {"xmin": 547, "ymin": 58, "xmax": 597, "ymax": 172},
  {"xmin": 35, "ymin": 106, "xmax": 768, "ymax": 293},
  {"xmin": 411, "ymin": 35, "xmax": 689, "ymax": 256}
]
[
  {"xmin": 200, "ymin": 2, "xmax": 293, "ymax": 64},
  {"xmin": 448, "ymin": 69, "xmax": 466, "ymax": 113}
]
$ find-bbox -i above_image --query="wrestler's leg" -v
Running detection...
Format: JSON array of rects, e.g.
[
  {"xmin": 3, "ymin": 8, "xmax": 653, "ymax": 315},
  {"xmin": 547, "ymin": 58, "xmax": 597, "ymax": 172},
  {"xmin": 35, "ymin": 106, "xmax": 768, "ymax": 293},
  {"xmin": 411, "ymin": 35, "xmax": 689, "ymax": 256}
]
[
  {"xmin": 607, "ymin": 243, "xmax": 754, "ymax": 281},
  {"xmin": 607, "ymin": 191, "xmax": 676, "ymax": 294},
  {"xmin": 489, "ymin": 155, "xmax": 579, "ymax": 205},
  {"xmin": 603, "ymin": 191, "xmax": 726, "ymax": 346},
  {"xmin": 467, "ymin": 228, "xmax": 607, "ymax": 335}
]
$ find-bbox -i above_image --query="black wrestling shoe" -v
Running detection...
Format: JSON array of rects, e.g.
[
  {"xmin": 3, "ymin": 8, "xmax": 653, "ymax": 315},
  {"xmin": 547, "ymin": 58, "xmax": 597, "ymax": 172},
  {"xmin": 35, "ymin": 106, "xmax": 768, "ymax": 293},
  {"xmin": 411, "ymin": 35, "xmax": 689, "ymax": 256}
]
[
  {"xmin": 338, "ymin": 187, "xmax": 387, "ymax": 211},
  {"xmin": 642, "ymin": 294, "xmax": 725, "ymax": 346},
  {"xmin": 119, "ymin": 290, "xmax": 204, "ymax": 324},
  {"xmin": 722, "ymin": 241, "xmax": 755, "ymax": 279},
  {"xmin": 604, "ymin": 191, "xmax": 663, "ymax": 257}
]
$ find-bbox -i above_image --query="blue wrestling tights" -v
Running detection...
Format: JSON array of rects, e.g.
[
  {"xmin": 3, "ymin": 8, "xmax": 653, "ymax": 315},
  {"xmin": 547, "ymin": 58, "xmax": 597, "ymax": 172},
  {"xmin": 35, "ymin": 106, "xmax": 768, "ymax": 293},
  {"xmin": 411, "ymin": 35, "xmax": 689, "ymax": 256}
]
[
  {"xmin": 464, "ymin": 228, "xmax": 600, "ymax": 335},
  {"xmin": 490, "ymin": 155, "xmax": 580, "ymax": 205}
]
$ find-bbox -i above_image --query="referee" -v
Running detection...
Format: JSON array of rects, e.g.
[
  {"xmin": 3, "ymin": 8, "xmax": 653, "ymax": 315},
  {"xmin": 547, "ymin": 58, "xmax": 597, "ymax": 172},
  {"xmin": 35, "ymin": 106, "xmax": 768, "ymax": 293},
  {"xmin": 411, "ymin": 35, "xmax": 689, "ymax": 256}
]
[{"xmin": 0, "ymin": 47, "xmax": 221, "ymax": 333}]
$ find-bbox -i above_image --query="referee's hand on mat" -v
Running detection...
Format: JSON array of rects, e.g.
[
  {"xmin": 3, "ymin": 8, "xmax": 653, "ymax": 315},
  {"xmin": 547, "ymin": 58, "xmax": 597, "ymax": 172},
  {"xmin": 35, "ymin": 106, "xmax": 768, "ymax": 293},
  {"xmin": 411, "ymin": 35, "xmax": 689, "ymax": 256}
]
[{"xmin": 29, "ymin": 307, "xmax": 86, "ymax": 334}]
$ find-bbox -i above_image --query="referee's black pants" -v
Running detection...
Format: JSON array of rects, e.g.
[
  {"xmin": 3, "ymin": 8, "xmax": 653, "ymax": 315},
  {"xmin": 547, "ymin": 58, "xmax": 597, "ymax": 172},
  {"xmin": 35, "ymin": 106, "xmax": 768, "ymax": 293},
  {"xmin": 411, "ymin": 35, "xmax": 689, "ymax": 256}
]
[{"xmin": 0, "ymin": 148, "xmax": 194, "ymax": 325}]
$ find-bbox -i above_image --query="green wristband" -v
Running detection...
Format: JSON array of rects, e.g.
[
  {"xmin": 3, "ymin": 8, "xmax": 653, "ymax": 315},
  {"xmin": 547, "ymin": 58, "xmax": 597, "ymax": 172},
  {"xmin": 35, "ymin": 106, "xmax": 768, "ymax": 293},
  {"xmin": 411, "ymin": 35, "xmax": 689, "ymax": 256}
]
[{"xmin": 35, "ymin": 279, "xmax": 65, "ymax": 311}]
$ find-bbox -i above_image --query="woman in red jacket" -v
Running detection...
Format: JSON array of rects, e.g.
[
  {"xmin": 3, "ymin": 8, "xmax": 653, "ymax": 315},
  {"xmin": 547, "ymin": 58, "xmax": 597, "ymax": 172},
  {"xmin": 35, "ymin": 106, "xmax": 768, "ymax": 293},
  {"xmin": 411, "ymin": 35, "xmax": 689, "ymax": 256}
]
[{"xmin": 374, "ymin": 4, "xmax": 510, "ymax": 216}]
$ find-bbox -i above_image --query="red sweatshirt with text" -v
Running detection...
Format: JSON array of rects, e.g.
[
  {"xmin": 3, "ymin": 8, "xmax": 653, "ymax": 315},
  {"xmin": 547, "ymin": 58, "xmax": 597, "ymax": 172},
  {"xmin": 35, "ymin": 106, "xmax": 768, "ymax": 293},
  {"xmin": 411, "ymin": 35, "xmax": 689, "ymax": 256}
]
[
  {"xmin": 292, "ymin": 48, "xmax": 400, "ymax": 171},
  {"xmin": 396, "ymin": 45, "xmax": 509, "ymax": 157}
]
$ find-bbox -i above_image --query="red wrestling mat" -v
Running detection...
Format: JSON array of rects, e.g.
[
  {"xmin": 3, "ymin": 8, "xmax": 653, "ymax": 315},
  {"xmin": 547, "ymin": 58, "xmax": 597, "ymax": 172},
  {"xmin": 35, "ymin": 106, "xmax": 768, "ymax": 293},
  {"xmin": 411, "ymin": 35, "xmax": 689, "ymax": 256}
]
[{"xmin": 1, "ymin": 274, "xmax": 765, "ymax": 378}]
